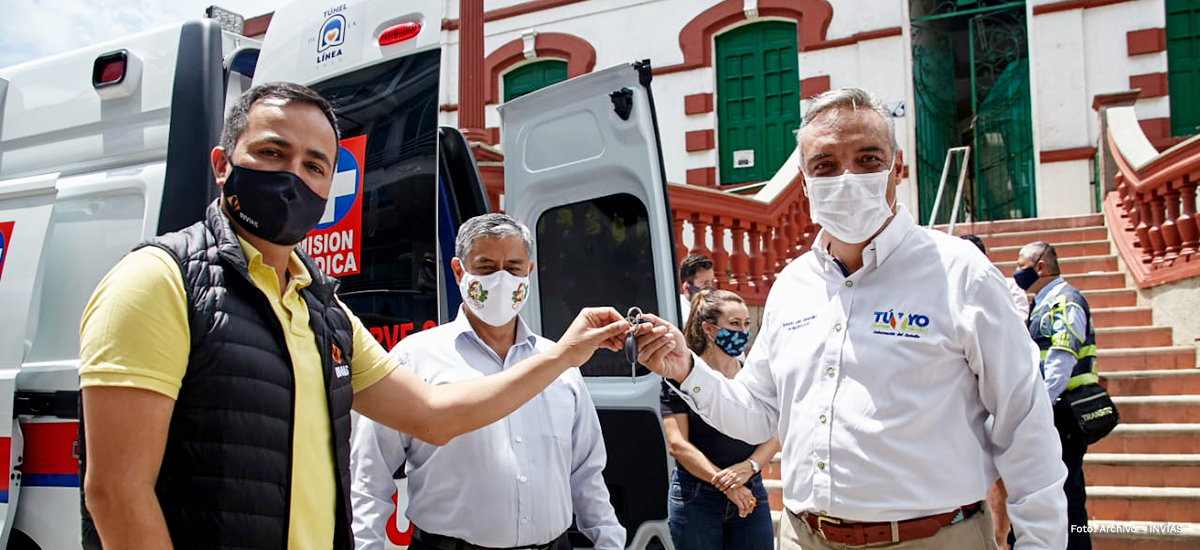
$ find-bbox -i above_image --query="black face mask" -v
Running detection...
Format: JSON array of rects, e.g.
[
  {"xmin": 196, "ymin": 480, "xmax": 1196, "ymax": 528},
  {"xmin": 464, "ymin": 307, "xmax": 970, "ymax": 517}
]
[{"xmin": 221, "ymin": 164, "xmax": 327, "ymax": 246}]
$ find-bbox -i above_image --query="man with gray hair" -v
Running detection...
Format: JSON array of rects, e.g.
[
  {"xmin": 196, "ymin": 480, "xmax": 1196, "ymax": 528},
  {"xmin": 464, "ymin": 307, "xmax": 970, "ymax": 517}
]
[
  {"xmin": 634, "ymin": 87, "xmax": 1067, "ymax": 549},
  {"xmin": 350, "ymin": 213, "xmax": 625, "ymax": 550}
]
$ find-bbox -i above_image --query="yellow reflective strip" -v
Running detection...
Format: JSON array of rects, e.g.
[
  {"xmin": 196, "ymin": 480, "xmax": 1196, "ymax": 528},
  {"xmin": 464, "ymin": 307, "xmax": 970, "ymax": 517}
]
[
  {"xmin": 1077, "ymin": 344, "xmax": 1097, "ymax": 358},
  {"xmin": 1066, "ymin": 372, "xmax": 1100, "ymax": 390}
]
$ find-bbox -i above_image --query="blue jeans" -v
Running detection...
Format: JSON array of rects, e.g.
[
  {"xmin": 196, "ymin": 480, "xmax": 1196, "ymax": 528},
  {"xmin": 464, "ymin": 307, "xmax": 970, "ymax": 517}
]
[{"xmin": 667, "ymin": 467, "xmax": 773, "ymax": 550}]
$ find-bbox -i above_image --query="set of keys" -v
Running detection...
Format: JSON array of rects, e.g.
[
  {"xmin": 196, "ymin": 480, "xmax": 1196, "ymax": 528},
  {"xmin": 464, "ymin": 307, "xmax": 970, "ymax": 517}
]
[{"xmin": 624, "ymin": 307, "xmax": 648, "ymax": 380}]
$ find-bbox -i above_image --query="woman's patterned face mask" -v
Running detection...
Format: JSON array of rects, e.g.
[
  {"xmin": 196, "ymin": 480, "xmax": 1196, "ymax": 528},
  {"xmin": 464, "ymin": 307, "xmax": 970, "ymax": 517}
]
[{"xmin": 714, "ymin": 327, "xmax": 750, "ymax": 358}]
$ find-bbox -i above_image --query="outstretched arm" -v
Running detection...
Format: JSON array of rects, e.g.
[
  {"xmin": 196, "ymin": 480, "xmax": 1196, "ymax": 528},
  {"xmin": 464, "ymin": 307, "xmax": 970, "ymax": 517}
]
[{"xmin": 354, "ymin": 307, "xmax": 631, "ymax": 445}]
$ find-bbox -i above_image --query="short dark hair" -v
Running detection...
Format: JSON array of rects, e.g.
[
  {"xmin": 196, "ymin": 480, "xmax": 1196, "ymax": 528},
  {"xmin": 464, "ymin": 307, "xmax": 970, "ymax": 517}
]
[
  {"xmin": 961, "ymin": 235, "xmax": 987, "ymax": 255},
  {"xmin": 219, "ymin": 82, "xmax": 340, "ymax": 154},
  {"xmin": 679, "ymin": 253, "xmax": 714, "ymax": 284}
]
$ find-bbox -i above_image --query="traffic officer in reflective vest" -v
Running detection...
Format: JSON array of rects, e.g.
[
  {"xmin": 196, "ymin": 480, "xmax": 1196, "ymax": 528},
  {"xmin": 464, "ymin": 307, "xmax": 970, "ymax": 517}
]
[{"xmin": 1015, "ymin": 241, "xmax": 1097, "ymax": 550}]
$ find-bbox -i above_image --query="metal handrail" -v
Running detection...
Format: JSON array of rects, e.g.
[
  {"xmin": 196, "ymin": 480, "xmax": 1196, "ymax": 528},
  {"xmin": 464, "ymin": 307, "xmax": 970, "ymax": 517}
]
[{"xmin": 926, "ymin": 146, "xmax": 971, "ymax": 234}]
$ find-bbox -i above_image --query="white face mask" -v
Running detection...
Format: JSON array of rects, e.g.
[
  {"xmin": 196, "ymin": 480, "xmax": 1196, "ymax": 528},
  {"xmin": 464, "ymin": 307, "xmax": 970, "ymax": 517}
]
[
  {"xmin": 459, "ymin": 269, "xmax": 530, "ymax": 327},
  {"xmin": 803, "ymin": 169, "xmax": 895, "ymax": 244}
]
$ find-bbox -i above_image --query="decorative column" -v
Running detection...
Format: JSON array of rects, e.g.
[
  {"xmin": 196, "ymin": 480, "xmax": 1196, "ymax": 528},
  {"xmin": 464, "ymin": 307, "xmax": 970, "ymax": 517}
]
[
  {"xmin": 729, "ymin": 219, "xmax": 747, "ymax": 291},
  {"xmin": 458, "ymin": 0, "xmax": 487, "ymax": 142},
  {"xmin": 690, "ymin": 213, "xmax": 712, "ymax": 258},
  {"xmin": 1148, "ymin": 193, "xmax": 1167, "ymax": 266},
  {"xmin": 672, "ymin": 212, "xmax": 689, "ymax": 267},
  {"xmin": 1162, "ymin": 187, "xmax": 1182, "ymax": 264},
  {"xmin": 1182, "ymin": 176, "xmax": 1200, "ymax": 258},
  {"xmin": 711, "ymin": 216, "xmax": 730, "ymax": 288}
]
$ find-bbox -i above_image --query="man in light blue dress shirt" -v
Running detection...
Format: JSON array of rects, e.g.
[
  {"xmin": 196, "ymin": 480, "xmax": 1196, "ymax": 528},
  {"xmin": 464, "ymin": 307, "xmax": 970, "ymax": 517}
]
[{"xmin": 350, "ymin": 213, "xmax": 625, "ymax": 550}]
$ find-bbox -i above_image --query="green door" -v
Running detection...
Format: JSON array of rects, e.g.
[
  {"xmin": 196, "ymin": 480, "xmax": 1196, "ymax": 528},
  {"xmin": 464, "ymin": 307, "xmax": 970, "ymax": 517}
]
[
  {"xmin": 911, "ymin": 2, "xmax": 1037, "ymax": 223},
  {"xmin": 503, "ymin": 60, "xmax": 568, "ymax": 102},
  {"xmin": 716, "ymin": 22, "xmax": 800, "ymax": 185},
  {"xmin": 1167, "ymin": 0, "xmax": 1200, "ymax": 135}
]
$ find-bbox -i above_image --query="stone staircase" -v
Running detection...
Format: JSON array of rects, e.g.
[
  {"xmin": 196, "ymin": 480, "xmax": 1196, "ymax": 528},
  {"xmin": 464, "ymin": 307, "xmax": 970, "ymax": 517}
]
[{"xmin": 761, "ymin": 213, "xmax": 1200, "ymax": 548}]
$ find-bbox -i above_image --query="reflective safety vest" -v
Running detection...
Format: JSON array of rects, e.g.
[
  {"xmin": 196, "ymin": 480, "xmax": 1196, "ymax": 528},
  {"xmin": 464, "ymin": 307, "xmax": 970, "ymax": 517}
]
[{"xmin": 1028, "ymin": 279, "xmax": 1098, "ymax": 391}]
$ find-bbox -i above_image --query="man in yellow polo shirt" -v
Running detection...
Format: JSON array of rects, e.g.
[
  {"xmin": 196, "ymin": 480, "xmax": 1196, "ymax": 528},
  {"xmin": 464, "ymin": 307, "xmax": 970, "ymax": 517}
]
[{"xmin": 78, "ymin": 82, "xmax": 636, "ymax": 550}]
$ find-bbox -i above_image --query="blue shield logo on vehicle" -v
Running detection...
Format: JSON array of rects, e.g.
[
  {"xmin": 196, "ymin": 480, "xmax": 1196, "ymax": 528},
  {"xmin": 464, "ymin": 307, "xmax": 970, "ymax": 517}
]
[{"xmin": 318, "ymin": 14, "xmax": 346, "ymax": 52}]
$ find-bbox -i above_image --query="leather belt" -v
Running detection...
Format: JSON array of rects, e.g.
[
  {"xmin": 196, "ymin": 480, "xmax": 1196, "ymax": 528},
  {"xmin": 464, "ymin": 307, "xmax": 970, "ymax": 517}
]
[
  {"xmin": 799, "ymin": 502, "xmax": 982, "ymax": 546},
  {"xmin": 411, "ymin": 525, "xmax": 563, "ymax": 550}
]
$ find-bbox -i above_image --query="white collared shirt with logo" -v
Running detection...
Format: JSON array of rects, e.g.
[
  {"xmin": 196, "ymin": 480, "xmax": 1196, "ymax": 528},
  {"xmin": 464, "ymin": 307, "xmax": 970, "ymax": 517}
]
[{"xmin": 676, "ymin": 206, "xmax": 1067, "ymax": 549}]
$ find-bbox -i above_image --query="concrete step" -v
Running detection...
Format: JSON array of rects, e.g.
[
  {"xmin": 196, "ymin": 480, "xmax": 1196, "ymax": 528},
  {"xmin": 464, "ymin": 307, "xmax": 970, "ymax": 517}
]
[
  {"xmin": 1089, "ymin": 520, "xmax": 1200, "ymax": 549},
  {"xmin": 1109, "ymin": 396, "xmax": 1200, "ymax": 424},
  {"xmin": 989, "ymin": 239, "xmax": 1112, "ymax": 262},
  {"xmin": 1085, "ymin": 289, "xmax": 1140, "ymax": 308},
  {"xmin": 943, "ymin": 213, "xmax": 1105, "ymax": 235},
  {"xmin": 1063, "ymin": 271, "xmax": 1128, "ymax": 291},
  {"xmin": 1088, "ymin": 486, "xmax": 1200, "ymax": 523},
  {"xmin": 1085, "ymin": 454, "xmax": 1200, "ymax": 488},
  {"xmin": 1096, "ymin": 326, "xmax": 1176, "ymax": 349},
  {"xmin": 1093, "ymin": 306, "xmax": 1154, "ymax": 328},
  {"xmin": 978, "ymin": 226, "xmax": 1110, "ymax": 249},
  {"xmin": 1098, "ymin": 346, "xmax": 1197, "ymax": 371},
  {"xmin": 994, "ymin": 254, "xmax": 1119, "ymax": 276},
  {"xmin": 1102, "ymin": 370, "xmax": 1200, "ymax": 396},
  {"xmin": 1091, "ymin": 424, "xmax": 1200, "ymax": 454}
]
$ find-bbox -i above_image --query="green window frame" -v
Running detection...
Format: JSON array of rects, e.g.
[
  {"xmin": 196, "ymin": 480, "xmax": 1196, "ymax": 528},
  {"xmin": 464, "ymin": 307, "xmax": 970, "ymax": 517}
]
[
  {"xmin": 503, "ymin": 59, "xmax": 568, "ymax": 102},
  {"xmin": 716, "ymin": 21, "xmax": 800, "ymax": 185},
  {"xmin": 1167, "ymin": 0, "xmax": 1200, "ymax": 136}
]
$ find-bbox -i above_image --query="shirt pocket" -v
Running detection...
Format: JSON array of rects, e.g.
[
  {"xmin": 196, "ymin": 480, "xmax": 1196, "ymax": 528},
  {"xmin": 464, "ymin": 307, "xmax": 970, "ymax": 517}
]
[{"xmin": 539, "ymin": 381, "xmax": 576, "ymax": 450}]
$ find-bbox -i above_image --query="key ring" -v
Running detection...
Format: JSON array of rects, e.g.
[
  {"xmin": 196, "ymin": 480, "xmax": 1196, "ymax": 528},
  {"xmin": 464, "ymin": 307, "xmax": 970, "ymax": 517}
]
[{"xmin": 624, "ymin": 307, "xmax": 646, "ymax": 380}]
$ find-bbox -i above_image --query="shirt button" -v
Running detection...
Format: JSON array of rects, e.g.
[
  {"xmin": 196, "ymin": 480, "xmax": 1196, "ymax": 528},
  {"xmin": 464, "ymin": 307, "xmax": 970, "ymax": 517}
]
[
  {"xmin": 817, "ymin": 461, "xmax": 826, "ymax": 470},
  {"xmin": 519, "ymin": 475, "xmax": 528, "ymax": 483},
  {"xmin": 692, "ymin": 386, "xmax": 702, "ymax": 394},
  {"xmin": 834, "ymin": 322, "xmax": 843, "ymax": 332},
  {"xmin": 521, "ymin": 517, "xmax": 529, "ymax": 525},
  {"xmin": 826, "ymin": 367, "xmax": 835, "ymax": 377},
  {"xmin": 819, "ymin": 414, "xmax": 827, "ymax": 424},
  {"xmin": 515, "ymin": 436, "xmax": 523, "ymax": 443},
  {"xmin": 845, "ymin": 281, "xmax": 853, "ymax": 287}
]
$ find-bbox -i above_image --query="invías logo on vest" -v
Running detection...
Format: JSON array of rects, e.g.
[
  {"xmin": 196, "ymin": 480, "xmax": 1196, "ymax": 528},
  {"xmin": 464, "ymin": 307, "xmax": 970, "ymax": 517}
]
[{"xmin": 332, "ymin": 343, "xmax": 349, "ymax": 378}]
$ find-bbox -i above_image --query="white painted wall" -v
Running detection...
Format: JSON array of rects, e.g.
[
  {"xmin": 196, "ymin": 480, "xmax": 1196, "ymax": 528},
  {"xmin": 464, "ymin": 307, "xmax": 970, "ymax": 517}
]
[
  {"xmin": 436, "ymin": 0, "xmax": 1166, "ymax": 220},
  {"xmin": 1028, "ymin": 0, "xmax": 1168, "ymax": 215}
]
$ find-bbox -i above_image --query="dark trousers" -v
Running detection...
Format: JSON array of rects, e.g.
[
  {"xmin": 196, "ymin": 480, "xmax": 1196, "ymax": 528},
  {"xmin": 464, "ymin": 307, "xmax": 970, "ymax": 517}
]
[
  {"xmin": 667, "ymin": 467, "xmax": 774, "ymax": 550},
  {"xmin": 408, "ymin": 528, "xmax": 571, "ymax": 550},
  {"xmin": 1057, "ymin": 399, "xmax": 1092, "ymax": 550},
  {"xmin": 1006, "ymin": 401, "xmax": 1091, "ymax": 550}
]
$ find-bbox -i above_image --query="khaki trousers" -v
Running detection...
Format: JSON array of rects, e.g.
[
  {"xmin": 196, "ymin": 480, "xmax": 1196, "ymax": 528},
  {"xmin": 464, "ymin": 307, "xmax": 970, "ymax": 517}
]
[{"xmin": 777, "ymin": 504, "xmax": 1000, "ymax": 550}]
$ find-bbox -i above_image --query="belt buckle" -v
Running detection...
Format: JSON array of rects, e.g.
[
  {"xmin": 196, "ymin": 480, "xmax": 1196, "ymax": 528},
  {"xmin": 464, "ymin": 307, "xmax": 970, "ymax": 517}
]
[{"xmin": 816, "ymin": 514, "xmax": 841, "ymax": 536}]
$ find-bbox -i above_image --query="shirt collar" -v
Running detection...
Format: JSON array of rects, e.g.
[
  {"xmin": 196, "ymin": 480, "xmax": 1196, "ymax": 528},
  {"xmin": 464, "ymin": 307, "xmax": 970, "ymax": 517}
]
[
  {"xmin": 813, "ymin": 204, "xmax": 916, "ymax": 273},
  {"xmin": 1033, "ymin": 276, "xmax": 1067, "ymax": 305},
  {"xmin": 234, "ymin": 234, "xmax": 312, "ymax": 290},
  {"xmin": 450, "ymin": 306, "xmax": 539, "ymax": 349}
]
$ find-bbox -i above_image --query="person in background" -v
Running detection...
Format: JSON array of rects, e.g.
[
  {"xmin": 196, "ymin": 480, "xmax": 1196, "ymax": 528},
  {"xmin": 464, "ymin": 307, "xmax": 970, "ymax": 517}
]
[
  {"xmin": 1014, "ymin": 241, "xmax": 1098, "ymax": 550},
  {"xmin": 962, "ymin": 234, "xmax": 1030, "ymax": 318},
  {"xmin": 662, "ymin": 289, "xmax": 778, "ymax": 550},
  {"xmin": 350, "ymin": 214, "xmax": 624, "ymax": 550},
  {"xmin": 678, "ymin": 253, "xmax": 715, "ymax": 323}
]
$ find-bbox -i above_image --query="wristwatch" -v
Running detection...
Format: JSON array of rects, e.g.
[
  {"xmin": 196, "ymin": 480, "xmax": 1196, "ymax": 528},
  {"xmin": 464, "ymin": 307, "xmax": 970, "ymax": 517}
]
[{"xmin": 747, "ymin": 458, "xmax": 761, "ymax": 474}]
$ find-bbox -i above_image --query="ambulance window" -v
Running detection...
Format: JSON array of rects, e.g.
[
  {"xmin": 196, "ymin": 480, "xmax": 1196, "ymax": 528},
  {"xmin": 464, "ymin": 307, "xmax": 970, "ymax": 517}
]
[
  {"xmin": 536, "ymin": 193, "xmax": 655, "ymax": 377},
  {"xmin": 27, "ymin": 193, "xmax": 145, "ymax": 363},
  {"xmin": 309, "ymin": 49, "xmax": 441, "ymax": 351}
]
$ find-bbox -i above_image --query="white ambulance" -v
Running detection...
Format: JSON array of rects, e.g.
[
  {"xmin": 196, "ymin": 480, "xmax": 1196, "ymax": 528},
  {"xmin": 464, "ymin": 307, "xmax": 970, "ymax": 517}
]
[{"xmin": 0, "ymin": 0, "xmax": 680, "ymax": 548}]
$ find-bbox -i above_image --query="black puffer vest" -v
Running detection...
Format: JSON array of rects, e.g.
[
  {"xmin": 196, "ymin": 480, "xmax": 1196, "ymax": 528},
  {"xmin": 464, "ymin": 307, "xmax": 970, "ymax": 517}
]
[{"xmin": 82, "ymin": 202, "xmax": 356, "ymax": 549}]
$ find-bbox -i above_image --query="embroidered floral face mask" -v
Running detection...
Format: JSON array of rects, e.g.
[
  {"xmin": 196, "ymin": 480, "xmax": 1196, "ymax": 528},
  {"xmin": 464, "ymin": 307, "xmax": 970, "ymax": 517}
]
[{"xmin": 459, "ymin": 269, "xmax": 530, "ymax": 326}]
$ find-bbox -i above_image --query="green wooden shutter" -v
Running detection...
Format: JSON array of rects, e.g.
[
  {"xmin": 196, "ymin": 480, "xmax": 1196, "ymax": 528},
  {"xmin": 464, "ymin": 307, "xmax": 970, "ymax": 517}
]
[
  {"xmin": 504, "ymin": 60, "xmax": 568, "ymax": 102},
  {"xmin": 716, "ymin": 22, "xmax": 800, "ymax": 185},
  {"xmin": 1167, "ymin": 0, "xmax": 1200, "ymax": 136}
]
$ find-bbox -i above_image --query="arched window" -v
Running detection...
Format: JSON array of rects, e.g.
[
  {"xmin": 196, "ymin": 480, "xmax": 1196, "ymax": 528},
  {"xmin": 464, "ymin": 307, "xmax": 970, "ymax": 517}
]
[
  {"xmin": 503, "ymin": 60, "xmax": 568, "ymax": 102},
  {"xmin": 716, "ymin": 21, "xmax": 800, "ymax": 185}
]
